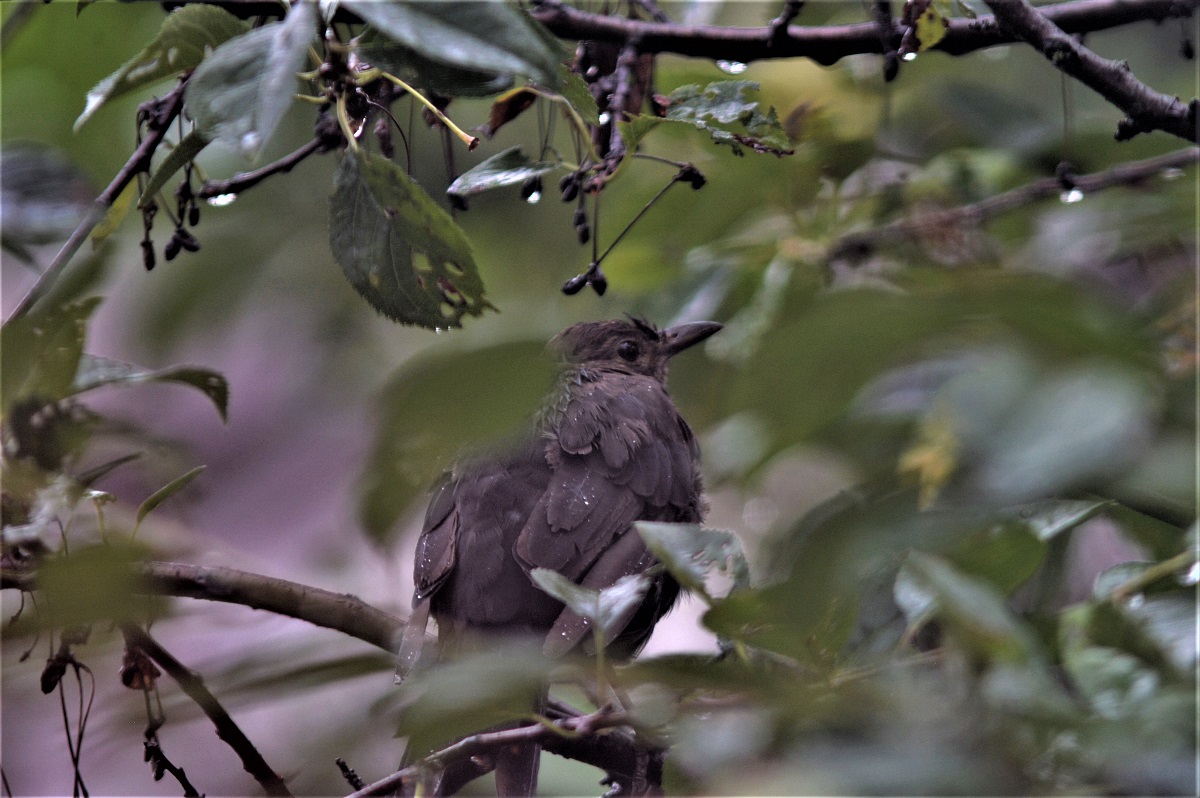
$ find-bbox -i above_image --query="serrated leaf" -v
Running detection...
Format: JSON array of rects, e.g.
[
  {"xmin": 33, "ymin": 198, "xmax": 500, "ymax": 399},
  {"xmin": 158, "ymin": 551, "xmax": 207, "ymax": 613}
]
[
  {"xmin": 345, "ymin": 0, "xmax": 565, "ymax": 89},
  {"xmin": 75, "ymin": 5, "xmax": 248, "ymax": 130},
  {"xmin": 1, "ymin": 298, "xmax": 102, "ymax": 416},
  {"xmin": 557, "ymin": 67, "xmax": 600, "ymax": 127},
  {"xmin": 329, "ymin": 149, "xmax": 490, "ymax": 328},
  {"xmin": 138, "ymin": 128, "xmax": 211, "ymax": 209},
  {"xmin": 635, "ymin": 522, "xmax": 750, "ymax": 603},
  {"xmin": 136, "ymin": 465, "xmax": 205, "ymax": 525},
  {"xmin": 447, "ymin": 147, "xmax": 561, "ymax": 199},
  {"xmin": 70, "ymin": 354, "xmax": 229, "ymax": 422},
  {"xmin": 660, "ymin": 81, "xmax": 793, "ymax": 156},
  {"xmin": 185, "ymin": 2, "xmax": 316, "ymax": 159},
  {"xmin": 355, "ymin": 29, "xmax": 514, "ymax": 98}
]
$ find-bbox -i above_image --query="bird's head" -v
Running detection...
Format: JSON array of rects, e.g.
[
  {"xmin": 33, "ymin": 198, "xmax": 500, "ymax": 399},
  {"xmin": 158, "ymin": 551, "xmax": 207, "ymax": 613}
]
[{"xmin": 550, "ymin": 317, "xmax": 722, "ymax": 381}]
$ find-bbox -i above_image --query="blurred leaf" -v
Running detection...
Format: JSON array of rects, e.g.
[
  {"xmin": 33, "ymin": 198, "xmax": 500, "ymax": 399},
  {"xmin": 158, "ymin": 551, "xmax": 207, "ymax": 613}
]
[
  {"xmin": 531, "ymin": 568, "xmax": 651, "ymax": 641},
  {"xmin": 1014, "ymin": 498, "xmax": 1112, "ymax": 541},
  {"xmin": 1120, "ymin": 596, "xmax": 1198, "ymax": 674},
  {"xmin": 973, "ymin": 364, "xmax": 1153, "ymax": 503},
  {"xmin": 70, "ymin": 354, "xmax": 229, "ymax": 422},
  {"xmin": 904, "ymin": 552, "xmax": 1034, "ymax": 662},
  {"xmin": 329, "ymin": 148, "xmax": 491, "ymax": 328},
  {"xmin": 76, "ymin": 452, "xmax": 143, "ymax": 488},
  {"xmin": 1, "ymin": 297, "xmax": 102, "ymax": 416},
  {"xmin": 393, "ymin": 645, "xmax": 554, "ymax": 755},
  {"xmin": 1107, "ymin": 501, "xmax": 1189, "ymax": 560},
  {"xmin": 38, "ymin": 542, "xmax": 163, "ymax": 628},
  {"xmin": 136, "ymin": 465, "xmax": 205, "ymax": 525},
  {"xmin": 75, "ymin": 4, "xmax": 248, "ymax": 130},
  {"xmin": 446, "ymin": 146, "xmax": 561, "ymax": 199},
  {"xmin": 635, "ymin": 522, "xmax": 750, "ymax": 602},
  {"xmin": 138, "ymin": 128, "xmax": 210, "ymax": 209},
  {"xmin": 358, "ymin": 339, "xmax": 554, "ymax": 542},
  {"xmin": 185, "ymin": 2, "xmax": 315, "ymax": 159},
  {"xmin": 90, "ymin": 181, "xmax": 138, "ymax": 245},
  {"xmin": 0, "ymin": 144, "xmax": 93, "ymax": 244},
  {"xmin": 345, "ymin": 0, "xmax": 565, "ymax": 88},
  {"xmin": 355, "ymin": 29, "xmax": 514, "ymax": 97}
]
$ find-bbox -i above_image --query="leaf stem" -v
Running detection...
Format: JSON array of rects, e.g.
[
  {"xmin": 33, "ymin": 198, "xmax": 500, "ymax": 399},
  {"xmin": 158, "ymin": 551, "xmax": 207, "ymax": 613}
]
[
  {"xmin": 364, "ymin": 69, "xmax": 479, "ymax": 150},
  {"xmin": 1109, "ymin": 549, "xmax": 1199, "ymax": 601},
  {"xmin": 335, "ymin": 94, "xmax": 360, "ymax": 151}
]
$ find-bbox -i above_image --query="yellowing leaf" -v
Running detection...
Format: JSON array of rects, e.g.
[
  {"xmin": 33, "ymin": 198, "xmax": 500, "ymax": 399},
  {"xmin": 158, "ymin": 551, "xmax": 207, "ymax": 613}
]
[
  {"xmin": 90, "ymin": 181, "xmax": 136, "ymax": 247},
  {"xmin": 898, "ymin": 402, "xmax": 960, "ymax": 509}
]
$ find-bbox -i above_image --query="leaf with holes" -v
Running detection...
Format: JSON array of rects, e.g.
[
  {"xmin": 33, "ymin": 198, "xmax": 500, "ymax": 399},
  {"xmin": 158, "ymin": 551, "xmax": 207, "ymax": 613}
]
[
  {"xmin": 185, "ymin": 2, "xmax": 316, "ymax": 159},
  {"xmin": 447, "ymin": 147, "xmax": 561, "ymax": 199},
  {"xmin": 71, "ymin": 354, "xmax": 229, "ymax": 422},
  {"xmin": 623, "ymin": 81, "xmax": 792, "ymax": 157},
  {"xmin": 75, "ymin": 4, "xmax": 247, "ymax": 130},
  {"xmin": 330, "ymin": 149, "xmax": 490, "ymax": 328}
]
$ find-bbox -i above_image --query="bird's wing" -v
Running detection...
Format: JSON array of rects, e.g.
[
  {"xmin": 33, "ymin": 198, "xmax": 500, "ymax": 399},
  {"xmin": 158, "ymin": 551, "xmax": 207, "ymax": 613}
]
[
  {"xmin": 516, "ymin": 376, "xmax": 699, "ymax": 652},
  {"xmin": 412, "ymin": 473, "xmax": 460, "ymax": 602}
]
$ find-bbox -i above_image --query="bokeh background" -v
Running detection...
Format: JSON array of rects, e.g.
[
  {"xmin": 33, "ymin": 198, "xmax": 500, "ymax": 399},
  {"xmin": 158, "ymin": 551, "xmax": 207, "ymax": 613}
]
[{"xmin": 2, "ymin": 1, "xmax": 1195, "ymax": 795}]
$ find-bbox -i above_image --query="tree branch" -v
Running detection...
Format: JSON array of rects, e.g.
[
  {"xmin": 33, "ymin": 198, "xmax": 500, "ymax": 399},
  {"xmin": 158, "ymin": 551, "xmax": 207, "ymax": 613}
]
[
  {"xmin": 197, "ymin": 137, "xmax": 324, "ymax": 200},
  {"xmin": 121, "ymin": 624, "xmax": 292, "ymax": 797},
  {"xmin": 7, "ymin": 80, "xmax": 188, "ymax": 323},
  {"xmin": 829, "ymin": 147, "xmax": 1199, "ymax": 260},
  {"xmin": 344, "ymin": 708, "xmax": 644, "ymax": 798},
  {"xmin": 529, "ymin": 0, "xmax": 1194, "ymax": 65},
  {"xmin": 983, "ymin": 0, "xmax": 1198, "ymax": 143},
  {"xmin": 2, "ymin": 561, "xmax": 407, "ymax": 654}
]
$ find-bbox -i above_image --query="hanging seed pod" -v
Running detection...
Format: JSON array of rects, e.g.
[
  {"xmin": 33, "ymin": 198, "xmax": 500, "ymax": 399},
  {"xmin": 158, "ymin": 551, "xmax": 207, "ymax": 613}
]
[{"xmin": 562, "ymin": 273, "xmax": 588, "ymax": 295}]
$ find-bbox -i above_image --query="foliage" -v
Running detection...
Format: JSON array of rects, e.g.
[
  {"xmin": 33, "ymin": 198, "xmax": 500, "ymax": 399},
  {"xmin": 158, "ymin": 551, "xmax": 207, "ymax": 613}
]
[{"xmin": 1, "ymin": 0, "xmax": 1196, "ymax": 796}]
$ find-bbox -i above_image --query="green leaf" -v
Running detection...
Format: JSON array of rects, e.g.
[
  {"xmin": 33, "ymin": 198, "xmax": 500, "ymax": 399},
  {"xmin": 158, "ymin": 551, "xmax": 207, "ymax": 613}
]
[
  {"xmin": 904, "ymin": 552, "xmax": 1035, "ymax": 662},
  {"xmin": 392, "ymin": 645, "xmax": 554, "ymax": 755},
  {"xmin": 185, "ymin": 2, "xmax": 316, "ymax": 159},
  {"xmin": 530, "ymin": 568, "xmax": 651, "ymax": 640},
  {"xmin": 355, "ymin": 29, "xmax": 514, "ymax": 98},
  {"xmin": 359, "ymin": 339, "xmax": 554, "ymax": 543},
  {"xmin": 639, "ymin": 81, "xmax": 793, "ymax": 156},
  {"xmin": 329, "ymin": 149, "xmax": 491, "ymax": 328},
  {"xmin": 138, "ymin": 128, "xmax": 211, "ymax": 209},
  {"xmin": 75, "ymin": 5, "xmax": 248, "ymax": 130},
  {"xmin": 38, "ymin": 542, "xmax": 164, "ymax": 628},
  {"xmin": 1, "ymin": 298, "xmax": 102, "ymax": 416},
  {"xmin": 1013, "ymin": 498, "xmax": 1112, "ymax": 541},
  {"xmin": 446, "ymin": 147, "xmax": 561, "ymax": 199},
  {"xmin": 70, "ymin": 354, "xmax": 229, "ymax": 422},
  {"xmin": 635, "ymin": 522, "xmax": 750, "ymax": 602},
  {"xmin": 557, "ymin": 67, "xmax": 601, "ymax": 127},
  {"xmin": 345, "ymin": 0, "xmax": 565, "ymax": 89},
  {"xmin": 136, "ymin": 465, "xmax": 206, "ymax": 525},
  {"xmin": 90, "ymin": 182, "xmax": 138, "ymax": 245}
]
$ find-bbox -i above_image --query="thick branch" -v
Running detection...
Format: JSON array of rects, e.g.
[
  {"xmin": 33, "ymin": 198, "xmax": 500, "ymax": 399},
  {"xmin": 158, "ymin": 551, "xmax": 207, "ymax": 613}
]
[
  {"xmin": 829, "ymin": 147, "xmax": 1199, "ymax": 259},
  {"xmin": 983, "ymin": 0, "xmax": 1198, "ymax": 142},
  {"xmin": 529, "ymin": 0, "xmax": 1194, "ymax": 65},
  {"xmin": 121, "ymin": 624, "xmax": 292, "ymax": 797},
  {"xmin": 2, "ymin": 561, "xmax": 406, "ymax": 654}
]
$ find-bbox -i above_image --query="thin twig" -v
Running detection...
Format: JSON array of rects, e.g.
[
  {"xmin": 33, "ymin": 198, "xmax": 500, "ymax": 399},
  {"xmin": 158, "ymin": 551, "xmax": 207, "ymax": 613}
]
[
  {"xmin": 829, "ymin": 147, "xmax": 1200, "ymax": 259},
  {"xmin": 345, "ymin": 709, "xmax": 636, "ymax": 798},
  {"xmin": 7, "ymin": 80, "xmax": 188, "ymax": 322},
  {"xmin": 197, "ymin": 137, "xmax": 324, "ymax": 199},
  {"xmin": 983, "ymin": 0, "xmax": 1198, "ymax": 143},
  {"xmin": 120, "ymin": 625, "xmax": 292, "ymax": 797},
  {"xmin": 1109, "ymin": 549, "xmax": 1199, "ymax": 601}
]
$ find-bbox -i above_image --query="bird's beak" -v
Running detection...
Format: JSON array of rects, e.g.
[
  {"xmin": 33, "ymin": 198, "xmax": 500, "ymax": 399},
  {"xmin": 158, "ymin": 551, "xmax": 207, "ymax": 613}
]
[{"xmin": 663, "ymin": 321, "xmax": 722, "ymax": 357}]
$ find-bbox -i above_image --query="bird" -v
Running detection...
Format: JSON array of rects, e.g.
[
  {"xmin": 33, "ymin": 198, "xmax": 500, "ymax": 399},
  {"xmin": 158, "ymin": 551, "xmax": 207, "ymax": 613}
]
[{"xmin": 398, "ymin": 316, "xmax": 721, "ymax": 796}]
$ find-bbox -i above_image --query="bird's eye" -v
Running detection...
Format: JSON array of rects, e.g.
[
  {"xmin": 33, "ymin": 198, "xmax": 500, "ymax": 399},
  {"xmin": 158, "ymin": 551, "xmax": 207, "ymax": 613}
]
[{"xmin": 617, "ymin": 341, "xmax": 640, "ymax": 361}]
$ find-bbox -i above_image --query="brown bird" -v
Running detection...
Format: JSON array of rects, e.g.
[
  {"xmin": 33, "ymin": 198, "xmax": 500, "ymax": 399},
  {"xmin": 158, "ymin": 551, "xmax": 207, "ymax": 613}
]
[{"xmin": 399, "ymin": 317, "xmax": 720, "ymax": 796}]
